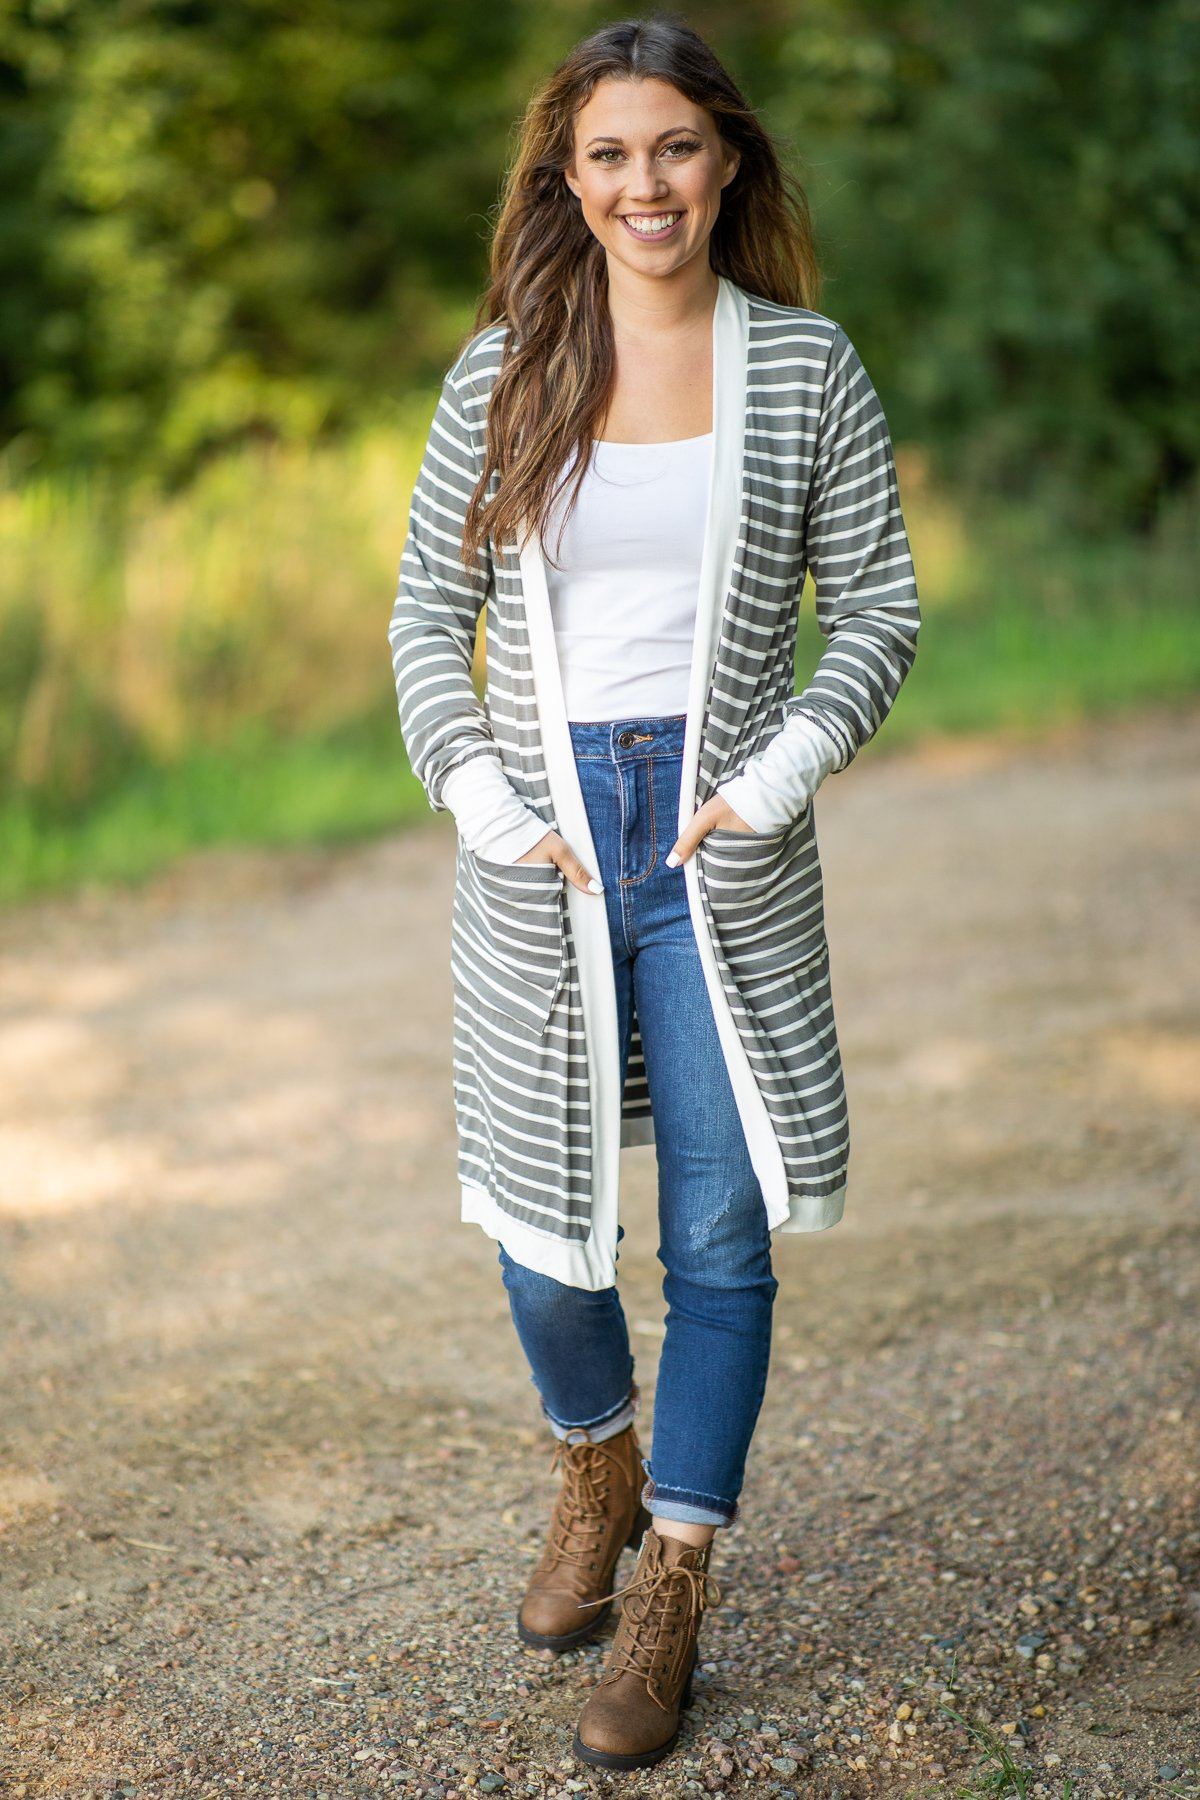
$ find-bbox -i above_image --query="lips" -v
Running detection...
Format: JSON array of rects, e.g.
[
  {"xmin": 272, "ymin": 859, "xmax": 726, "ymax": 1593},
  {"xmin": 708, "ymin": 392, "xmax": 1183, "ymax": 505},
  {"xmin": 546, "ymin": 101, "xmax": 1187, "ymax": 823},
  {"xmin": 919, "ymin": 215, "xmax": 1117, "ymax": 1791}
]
[{"xmin": 618, "ymin": 210, "xmax": 685, "ymax": 244}]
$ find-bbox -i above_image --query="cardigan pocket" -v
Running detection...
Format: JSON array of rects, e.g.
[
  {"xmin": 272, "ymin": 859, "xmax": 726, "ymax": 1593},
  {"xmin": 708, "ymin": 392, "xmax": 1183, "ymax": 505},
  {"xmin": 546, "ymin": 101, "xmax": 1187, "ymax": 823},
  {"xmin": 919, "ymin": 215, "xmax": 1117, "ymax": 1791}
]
[
  {"xmin": 699, "ymin": 818, "xmax": 827, "ymax": 981},
  {"xmin": 451, "ymin": 848, "xmax": 566, "ymax": 1035}
]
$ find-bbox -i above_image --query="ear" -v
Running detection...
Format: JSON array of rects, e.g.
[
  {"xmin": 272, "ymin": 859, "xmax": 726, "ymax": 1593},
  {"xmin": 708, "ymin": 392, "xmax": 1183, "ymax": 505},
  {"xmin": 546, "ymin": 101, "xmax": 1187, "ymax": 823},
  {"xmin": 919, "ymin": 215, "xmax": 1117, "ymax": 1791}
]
[
  {"xmin": 720, "ymin": 146, "xmax": 741, "ymax": 192},
  {"xmin": 563, "ymin": 162, "xmax": 582, "ymax": 203}
]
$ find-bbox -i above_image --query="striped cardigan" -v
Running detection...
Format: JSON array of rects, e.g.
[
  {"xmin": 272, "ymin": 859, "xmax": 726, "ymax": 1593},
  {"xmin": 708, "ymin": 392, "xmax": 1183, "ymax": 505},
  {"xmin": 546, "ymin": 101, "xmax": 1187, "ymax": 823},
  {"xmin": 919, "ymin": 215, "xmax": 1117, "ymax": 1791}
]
[{"xmin": 388, "ymin": 274, "xmax": 920, "ymax": 1289}]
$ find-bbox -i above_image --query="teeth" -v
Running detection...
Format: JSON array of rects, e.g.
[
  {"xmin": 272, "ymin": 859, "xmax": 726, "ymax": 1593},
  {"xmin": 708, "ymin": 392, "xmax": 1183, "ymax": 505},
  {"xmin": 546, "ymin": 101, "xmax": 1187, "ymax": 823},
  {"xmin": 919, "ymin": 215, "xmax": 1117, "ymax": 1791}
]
[{"xmin": 624, "ymin": 212, "xmax": 680, "ymax": 236}]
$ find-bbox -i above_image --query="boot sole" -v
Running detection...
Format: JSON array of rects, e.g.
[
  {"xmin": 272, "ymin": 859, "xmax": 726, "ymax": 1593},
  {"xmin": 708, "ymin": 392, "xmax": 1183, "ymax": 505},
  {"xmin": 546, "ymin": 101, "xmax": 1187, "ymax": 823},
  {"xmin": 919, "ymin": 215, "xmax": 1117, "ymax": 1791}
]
[
  {"xmin": 516, "ymin": 1505, "xmax": 651, "ymax": 1654},
  {"xmin": 571, "ymin": 1664, "xmax": 696, "ymax": 1770}
]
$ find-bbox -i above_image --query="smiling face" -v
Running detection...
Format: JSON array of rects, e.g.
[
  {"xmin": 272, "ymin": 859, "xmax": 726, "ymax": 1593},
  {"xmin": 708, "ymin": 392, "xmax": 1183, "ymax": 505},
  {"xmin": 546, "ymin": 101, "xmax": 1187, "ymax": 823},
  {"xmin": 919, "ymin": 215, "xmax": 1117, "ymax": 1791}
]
[{"xmin": 563, "ymin": 76, "xmax": 740, "ymax": 281}]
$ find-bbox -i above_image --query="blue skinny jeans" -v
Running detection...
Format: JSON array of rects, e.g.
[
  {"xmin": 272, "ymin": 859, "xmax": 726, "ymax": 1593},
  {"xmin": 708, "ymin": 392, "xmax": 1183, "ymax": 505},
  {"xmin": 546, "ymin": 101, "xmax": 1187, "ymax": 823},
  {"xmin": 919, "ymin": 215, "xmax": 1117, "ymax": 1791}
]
[{"xmin": 497, "ymin": 712, "xmax": 779, "ymax": 1529}]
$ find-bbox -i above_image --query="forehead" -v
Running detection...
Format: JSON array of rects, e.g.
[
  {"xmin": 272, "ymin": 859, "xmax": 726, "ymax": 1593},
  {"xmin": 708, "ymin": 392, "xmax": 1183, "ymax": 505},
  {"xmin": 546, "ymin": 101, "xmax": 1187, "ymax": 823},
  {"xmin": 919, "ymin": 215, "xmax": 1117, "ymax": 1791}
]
[{"xmin": 573, "ymin": 75, "xmax": 708, "ymax": 141}]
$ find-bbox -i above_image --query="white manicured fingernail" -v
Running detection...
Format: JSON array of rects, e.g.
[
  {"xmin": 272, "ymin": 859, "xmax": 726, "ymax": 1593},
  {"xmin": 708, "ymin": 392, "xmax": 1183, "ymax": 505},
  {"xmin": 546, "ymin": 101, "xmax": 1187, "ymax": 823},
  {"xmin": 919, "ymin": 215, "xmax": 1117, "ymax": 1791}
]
[
  {"xmin": 665, "ymin": 851, "xmax": 680, "ymax": 868},
  {"xmin": 588, "ymin": 878, "xmax": 604, "ymax": 893}
]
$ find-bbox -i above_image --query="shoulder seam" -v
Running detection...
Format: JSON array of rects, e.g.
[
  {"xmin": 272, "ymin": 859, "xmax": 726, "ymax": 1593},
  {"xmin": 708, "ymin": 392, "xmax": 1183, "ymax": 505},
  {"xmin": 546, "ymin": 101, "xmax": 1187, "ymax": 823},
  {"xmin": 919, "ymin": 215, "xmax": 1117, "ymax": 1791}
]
[{"xmin": 746, "ymin": 292, "xmax": 840, "ymax": 336}]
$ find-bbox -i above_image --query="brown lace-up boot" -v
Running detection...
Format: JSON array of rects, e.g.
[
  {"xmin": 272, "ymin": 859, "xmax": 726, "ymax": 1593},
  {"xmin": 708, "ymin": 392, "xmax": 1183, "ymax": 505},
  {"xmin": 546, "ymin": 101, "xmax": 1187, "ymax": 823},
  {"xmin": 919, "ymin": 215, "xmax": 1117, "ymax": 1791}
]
[
  {"xmin": 516, "ymin": 1416, "xmax": 651, "ymax": 1652},
  {"xmin": 572, "ymin": 1525, "xmax": 723, "ymax": 1770}
]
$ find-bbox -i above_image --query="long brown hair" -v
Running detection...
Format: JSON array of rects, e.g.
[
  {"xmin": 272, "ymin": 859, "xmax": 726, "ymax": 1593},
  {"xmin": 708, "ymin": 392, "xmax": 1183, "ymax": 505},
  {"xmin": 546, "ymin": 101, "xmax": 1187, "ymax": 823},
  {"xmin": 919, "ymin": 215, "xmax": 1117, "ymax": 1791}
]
[{"xmin": 459, "ymin": 13, "xmax": 821, "ymax": 570}]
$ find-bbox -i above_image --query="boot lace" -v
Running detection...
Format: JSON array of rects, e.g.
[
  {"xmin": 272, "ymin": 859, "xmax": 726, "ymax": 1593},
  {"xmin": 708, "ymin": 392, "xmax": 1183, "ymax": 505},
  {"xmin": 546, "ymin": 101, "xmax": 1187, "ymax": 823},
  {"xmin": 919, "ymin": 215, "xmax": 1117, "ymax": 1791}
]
[
  {"xmin": 540, "ymin": 1437, "xmax": 624, "ymax": 1578},
  {"xmin": 585, "ymin": 1546, "xmax": 723, "ymax": 1708}
]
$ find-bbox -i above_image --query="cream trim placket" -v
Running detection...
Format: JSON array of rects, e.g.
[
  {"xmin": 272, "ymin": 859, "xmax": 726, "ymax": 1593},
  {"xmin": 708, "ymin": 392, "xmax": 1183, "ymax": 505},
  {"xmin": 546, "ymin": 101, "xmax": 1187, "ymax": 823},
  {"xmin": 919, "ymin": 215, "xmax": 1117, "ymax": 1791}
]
[{"xmin": 388, "ymin": 275, "xmax": 921, "ymax": 1290}]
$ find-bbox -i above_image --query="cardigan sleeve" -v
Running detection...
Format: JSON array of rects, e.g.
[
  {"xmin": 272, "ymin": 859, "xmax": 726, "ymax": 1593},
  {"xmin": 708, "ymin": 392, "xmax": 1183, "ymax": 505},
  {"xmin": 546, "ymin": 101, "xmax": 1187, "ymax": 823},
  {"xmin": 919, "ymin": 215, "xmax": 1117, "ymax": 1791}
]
[
  {"xmin": 715, "ymin": 324, "xmax": 921, "ymax": 830},
  {"xmin": 441, "ymin": 756, "xmax": 556, "ymax": 863},
  {"xmin": 714, "ymin": 710, "xmax": 842, "ymax": 833},
  {"xmin": 387, "ymin": 348, "xmax": 551, "ymax": 845}
]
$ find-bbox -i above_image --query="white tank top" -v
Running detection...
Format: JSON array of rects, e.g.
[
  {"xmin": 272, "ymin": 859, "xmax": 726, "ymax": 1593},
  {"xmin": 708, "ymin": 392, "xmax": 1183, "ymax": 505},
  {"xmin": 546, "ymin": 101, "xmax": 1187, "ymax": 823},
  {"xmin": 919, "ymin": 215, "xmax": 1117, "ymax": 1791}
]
[{"xmin": 542, "ymin": 432, "xmax": 713, "ymax": 721}]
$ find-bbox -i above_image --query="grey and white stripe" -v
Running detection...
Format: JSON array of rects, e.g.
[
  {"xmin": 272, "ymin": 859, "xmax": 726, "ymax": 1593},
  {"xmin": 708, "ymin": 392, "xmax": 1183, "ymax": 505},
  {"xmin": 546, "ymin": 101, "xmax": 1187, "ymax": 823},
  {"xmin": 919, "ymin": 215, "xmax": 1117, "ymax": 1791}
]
[{"xmin": 388, "ymin": 280, "xmax": 919, "ymax": 1257}]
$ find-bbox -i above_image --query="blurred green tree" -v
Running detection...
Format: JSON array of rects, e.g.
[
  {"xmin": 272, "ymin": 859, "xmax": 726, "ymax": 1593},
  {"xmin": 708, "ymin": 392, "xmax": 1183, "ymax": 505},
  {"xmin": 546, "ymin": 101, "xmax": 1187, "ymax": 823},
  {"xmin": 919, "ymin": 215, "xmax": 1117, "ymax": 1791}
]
[
  {"xmin": 759, "ymin": 0, "xmax": 1200, "ymax": 529},
  {"xmin": 1, "ymin": 0, "xmax": 1196, "ymax": 527},
  {"xmin": 0, "ymin": 0, "xmax": 550, "ymax": 483}
]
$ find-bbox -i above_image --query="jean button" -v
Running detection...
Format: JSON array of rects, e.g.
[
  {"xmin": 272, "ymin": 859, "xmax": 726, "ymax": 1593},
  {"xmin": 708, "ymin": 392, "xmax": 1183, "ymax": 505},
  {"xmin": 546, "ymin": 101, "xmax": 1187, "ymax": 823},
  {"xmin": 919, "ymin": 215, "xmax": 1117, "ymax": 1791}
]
[{"xmin": 616, "ymin": 730, "xmax": 635, "ymax": 748}]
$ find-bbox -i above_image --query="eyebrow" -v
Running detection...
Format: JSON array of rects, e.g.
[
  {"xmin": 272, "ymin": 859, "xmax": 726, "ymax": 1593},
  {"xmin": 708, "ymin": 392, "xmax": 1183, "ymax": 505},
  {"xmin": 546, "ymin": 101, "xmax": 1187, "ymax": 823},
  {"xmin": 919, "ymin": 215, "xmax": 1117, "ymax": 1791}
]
[{"xmin": 584, "ymin": 126, "xmax": 700, "ymax": 146}]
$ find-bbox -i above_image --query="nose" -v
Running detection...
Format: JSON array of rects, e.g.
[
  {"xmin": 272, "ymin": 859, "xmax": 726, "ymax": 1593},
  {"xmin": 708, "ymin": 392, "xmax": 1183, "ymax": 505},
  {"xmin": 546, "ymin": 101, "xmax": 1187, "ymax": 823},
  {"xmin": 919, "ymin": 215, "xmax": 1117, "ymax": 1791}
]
[{"xmin": 624, "ymin": 154, "xmax": 670, "ymax": 201}]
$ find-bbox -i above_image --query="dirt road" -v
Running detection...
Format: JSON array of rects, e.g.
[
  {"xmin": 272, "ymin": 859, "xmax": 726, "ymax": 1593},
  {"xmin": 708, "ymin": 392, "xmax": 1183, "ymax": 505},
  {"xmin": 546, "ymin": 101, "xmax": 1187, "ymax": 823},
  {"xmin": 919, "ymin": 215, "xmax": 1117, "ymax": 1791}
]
[{"xmin": 2, "ymin": 705, "xmax": 1197, "ymax": 1798}]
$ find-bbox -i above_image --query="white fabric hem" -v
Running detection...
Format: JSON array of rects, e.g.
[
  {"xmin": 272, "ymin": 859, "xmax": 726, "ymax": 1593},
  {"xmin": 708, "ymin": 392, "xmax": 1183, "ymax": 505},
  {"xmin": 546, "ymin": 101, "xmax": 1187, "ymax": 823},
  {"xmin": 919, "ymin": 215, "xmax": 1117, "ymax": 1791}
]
[
  {"xmin": 770, "ymin": 1184, "xmax": 847, "ymax": 1233},
  {"xmin": 462, "ymin": 1172, "xmax": 844, "ymax": 1291},
  {"xmin": 460, "ymin": 1181, "xmax": 618, "ymax": 1291}
]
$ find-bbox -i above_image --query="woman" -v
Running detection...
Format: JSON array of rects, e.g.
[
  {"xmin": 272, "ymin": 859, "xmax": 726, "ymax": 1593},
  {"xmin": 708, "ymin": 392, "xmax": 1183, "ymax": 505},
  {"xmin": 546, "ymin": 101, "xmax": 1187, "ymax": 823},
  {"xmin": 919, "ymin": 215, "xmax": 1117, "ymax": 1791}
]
[{"xmin": 388, "ymin": 15, "xmax": 920, "ymax": 1773}]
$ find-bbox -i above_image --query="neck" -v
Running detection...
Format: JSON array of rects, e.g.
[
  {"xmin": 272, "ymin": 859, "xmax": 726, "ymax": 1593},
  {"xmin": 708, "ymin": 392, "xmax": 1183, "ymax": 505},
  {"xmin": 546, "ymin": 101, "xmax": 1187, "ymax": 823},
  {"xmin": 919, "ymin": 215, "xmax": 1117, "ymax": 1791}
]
[{"xmin": 603, "ymin": 254, "xmax": 720, "ymax": 341}]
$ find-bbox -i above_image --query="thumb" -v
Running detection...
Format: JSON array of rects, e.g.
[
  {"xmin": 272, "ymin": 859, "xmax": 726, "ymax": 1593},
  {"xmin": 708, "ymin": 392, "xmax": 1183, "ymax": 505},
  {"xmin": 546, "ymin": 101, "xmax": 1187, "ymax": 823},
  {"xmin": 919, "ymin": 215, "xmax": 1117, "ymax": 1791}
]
[
  {"xmin": 665, "ymin": 819, "xmax": 706, "ymax": 867},
  {"xmin": 556, "ymin": 845, "xmax": 605, "ymax": 896}
]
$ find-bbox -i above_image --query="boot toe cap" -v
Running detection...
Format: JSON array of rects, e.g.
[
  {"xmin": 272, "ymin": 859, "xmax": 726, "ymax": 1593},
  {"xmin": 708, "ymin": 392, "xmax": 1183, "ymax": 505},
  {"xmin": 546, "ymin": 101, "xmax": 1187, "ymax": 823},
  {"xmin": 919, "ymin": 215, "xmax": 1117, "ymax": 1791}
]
[
  {"xmin": 518, "ymin": 1590, "xmax": 606, "ymax": 1647},
  {"xmin": 524, "ymin": 1596, "xmax": 573, "ymax": 1632},
  {"xmin": 575, "ymin": 1681, "xmax": 676, "ymax": 1759}
]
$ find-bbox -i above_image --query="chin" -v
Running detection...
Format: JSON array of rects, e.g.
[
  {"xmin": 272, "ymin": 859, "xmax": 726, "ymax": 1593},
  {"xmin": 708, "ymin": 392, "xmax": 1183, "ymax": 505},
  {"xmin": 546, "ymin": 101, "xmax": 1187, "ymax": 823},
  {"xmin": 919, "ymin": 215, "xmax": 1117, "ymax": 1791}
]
[{"xmin": 607, "ymin": 237, "xmax": 695, "ymax": 272}]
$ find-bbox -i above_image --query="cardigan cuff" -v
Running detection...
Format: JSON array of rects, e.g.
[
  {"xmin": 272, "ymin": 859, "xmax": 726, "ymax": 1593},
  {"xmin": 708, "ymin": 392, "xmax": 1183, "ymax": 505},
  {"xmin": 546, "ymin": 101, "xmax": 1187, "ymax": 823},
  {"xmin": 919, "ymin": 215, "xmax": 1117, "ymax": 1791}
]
[
  {"xmin": 714, "ymin": 709, "xmax": 841, "ymax": 833},
  {"xmin": 441, "ymin": 756, "xmax": 555, "ymax": 865}
]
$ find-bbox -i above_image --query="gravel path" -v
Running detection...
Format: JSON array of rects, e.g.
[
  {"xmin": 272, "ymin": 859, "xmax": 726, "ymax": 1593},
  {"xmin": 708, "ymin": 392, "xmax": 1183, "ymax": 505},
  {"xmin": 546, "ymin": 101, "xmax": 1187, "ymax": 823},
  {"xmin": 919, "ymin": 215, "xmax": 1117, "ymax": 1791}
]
[{"xmin": 2, "ymin": 704, "xmax": 1197, "ymax": 1799}]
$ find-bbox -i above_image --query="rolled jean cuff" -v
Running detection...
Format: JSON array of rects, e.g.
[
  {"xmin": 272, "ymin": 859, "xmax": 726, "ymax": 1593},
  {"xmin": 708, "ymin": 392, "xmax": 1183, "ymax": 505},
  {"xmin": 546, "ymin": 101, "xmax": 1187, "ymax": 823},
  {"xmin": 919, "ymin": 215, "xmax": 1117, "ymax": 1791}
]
[
  {"xmin": 540, "ymin": 1387, "xmax": 638, "ymax": 1445},
  {"xmin": 641, "ymin": 1469, "xmax": 739, "ymax": 1530}
]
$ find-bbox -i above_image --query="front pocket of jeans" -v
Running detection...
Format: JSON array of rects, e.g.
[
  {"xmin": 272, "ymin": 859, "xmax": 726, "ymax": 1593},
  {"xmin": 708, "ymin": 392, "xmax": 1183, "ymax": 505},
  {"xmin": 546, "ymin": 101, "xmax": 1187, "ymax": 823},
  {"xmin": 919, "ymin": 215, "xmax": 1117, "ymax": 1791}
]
[
  {"xmin": 451, "ymin": 848, "xmax": 566, "ymax": 1034},
  {"xmin": 699, "ymin": 821, "xmax": 826, "ymax": 980}
]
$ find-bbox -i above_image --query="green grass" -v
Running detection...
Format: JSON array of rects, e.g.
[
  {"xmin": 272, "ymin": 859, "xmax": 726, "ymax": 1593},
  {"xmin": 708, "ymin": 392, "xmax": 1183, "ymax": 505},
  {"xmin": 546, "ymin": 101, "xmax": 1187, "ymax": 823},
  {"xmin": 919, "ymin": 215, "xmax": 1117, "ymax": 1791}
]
[
  {"xmin": 1, "ymin": 443, "xmax": 1196, "ymax": 909},
  {"xmin": 795, "ymin": 478, "xmax": 1200, "ymax": 752},
  {"xmin": 938, "ymin": 1697, "xmax": 1075, "ymax": 1800},
  {"xmin": 821, "ymin": 574, "xmax": 1200, "ymax": 761},
  {"xmin": 930, "ymin": 1647, "xmax": 1076, "ymax": 1800},
  {"xmin": 0, "ymin": 715, "xmax": 431, "ymax": 906},
  {"xmin": 899, "ymin": 595, "xmax": 1199, "ymax": 740}
]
